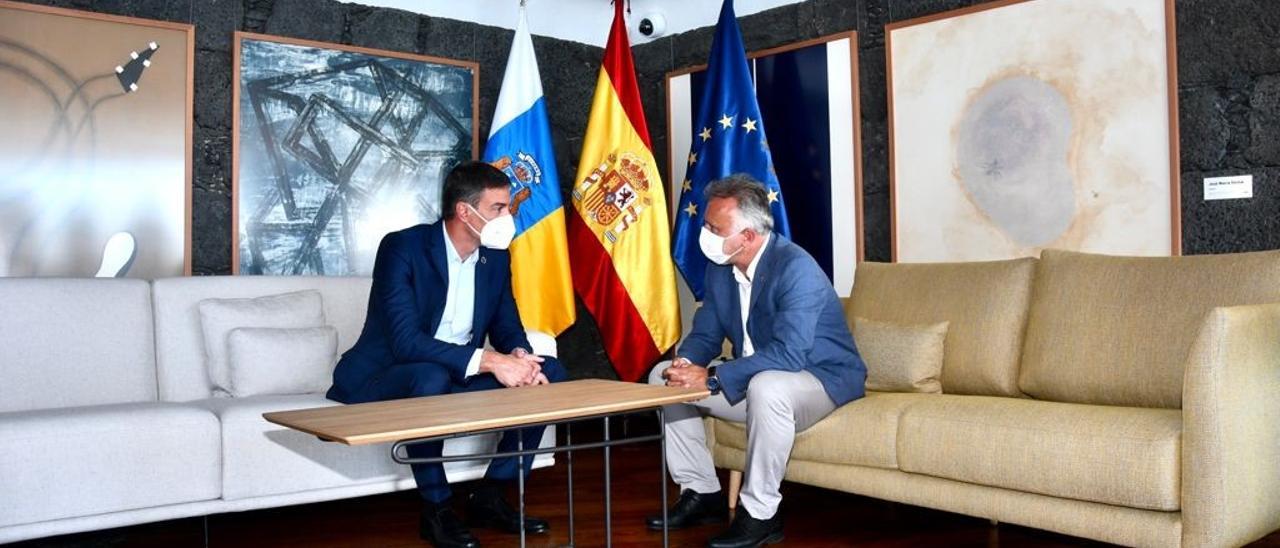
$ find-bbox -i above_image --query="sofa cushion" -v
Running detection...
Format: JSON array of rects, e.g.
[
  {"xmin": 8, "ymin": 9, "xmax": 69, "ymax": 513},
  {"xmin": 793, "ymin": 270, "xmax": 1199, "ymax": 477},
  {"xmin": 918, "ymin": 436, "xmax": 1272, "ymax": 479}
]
[
  {"xmin": 1019, "ymin": 249, "xmax": 1280, "ymax": 408},
  {"xmin": 195, "ymin": 394, "xmax": 555, "ymax": 501},
  {"xmin": 852, "ymin": 318, "xmax": 947, "ymax": 393},
  {"xmin": 0, "ymin": 279, "xmax": 156, "ymax": 412},
  {"xmin": 847, "ymin": 258, "xmax": 1036, "ymax": 397},
  {"xmin": 153, "ymin": 277, "xmax": 373, "ymax": 402},
  {"xmin": 199, "ymin": 290, "xmax": 326, "ymax": 396},
  {"xmin": 0, "ymin": 402, "xmax": 220, "ymax": 527},
  {"xmin": 227, "ymin": 326, "xmax": 338, "ymax": 397},
  {"xmin": 897, "ymin": 396, "xmax": 1182, "ymax": 511},
  {"xmin": 712, "ymin": 392, "xmax": 924, "ymax": 470}
]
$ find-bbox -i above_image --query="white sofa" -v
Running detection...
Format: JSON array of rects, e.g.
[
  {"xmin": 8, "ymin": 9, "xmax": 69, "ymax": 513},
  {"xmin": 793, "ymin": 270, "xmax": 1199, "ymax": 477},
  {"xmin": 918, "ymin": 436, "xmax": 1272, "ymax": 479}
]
[{"xmin": 0, "ymin": 276, "xmax": 554, "ymax": 544}]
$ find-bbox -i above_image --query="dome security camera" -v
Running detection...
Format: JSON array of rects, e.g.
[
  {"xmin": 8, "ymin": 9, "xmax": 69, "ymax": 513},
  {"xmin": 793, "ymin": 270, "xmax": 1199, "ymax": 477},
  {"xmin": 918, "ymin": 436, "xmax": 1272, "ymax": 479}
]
[{"xmin": 638, "ymin": 13, "xmax": 667, "ymax": 37}]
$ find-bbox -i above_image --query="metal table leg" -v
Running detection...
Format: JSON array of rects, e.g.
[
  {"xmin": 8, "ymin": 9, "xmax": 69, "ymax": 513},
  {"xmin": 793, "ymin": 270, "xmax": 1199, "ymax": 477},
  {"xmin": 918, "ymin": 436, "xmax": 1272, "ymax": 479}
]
[
  {"xmin": 659, "ymin": 407, "xmax": 669, "ymax": 548},
  {"xmin": 566, "ymin": 422, "xmax": 575, "ymax": 547},
  {"xmin": 388, "ymin": 409, "xmax": 674, "ymax": 548},
  {"xmin": 603, "ymin": 415, "xmax": 612, "ymax": 547},
  {"xmin": 518, "ymin": 432, "xmax": 526, "ymax": 547}
]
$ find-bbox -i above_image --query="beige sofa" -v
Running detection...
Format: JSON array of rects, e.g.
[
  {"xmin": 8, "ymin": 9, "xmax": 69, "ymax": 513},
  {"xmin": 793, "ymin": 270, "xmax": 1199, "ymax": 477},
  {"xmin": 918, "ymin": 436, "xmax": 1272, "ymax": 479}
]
[{"xmin": 708, "ymin": 249, "xmax": 1280, "ymax": 547}]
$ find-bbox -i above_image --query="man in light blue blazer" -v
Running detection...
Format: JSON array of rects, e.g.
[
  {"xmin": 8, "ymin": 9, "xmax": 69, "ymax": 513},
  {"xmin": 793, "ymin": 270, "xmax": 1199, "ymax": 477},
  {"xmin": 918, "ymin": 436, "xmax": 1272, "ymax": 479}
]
[{"xmin": 647, "ymin": 175, "xmax": 867, "ymax": 548}]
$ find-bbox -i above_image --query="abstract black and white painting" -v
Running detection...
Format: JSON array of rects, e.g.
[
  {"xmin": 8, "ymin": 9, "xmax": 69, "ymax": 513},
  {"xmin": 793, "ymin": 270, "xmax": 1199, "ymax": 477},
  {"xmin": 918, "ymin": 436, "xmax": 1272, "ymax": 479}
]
[
  {"xmin": 0, "ymin": 1, "xmax": 192, "ymax": 278},
  {"xmin": 234, "ymin": 33, "xmax": 476, "ymax": 275}
]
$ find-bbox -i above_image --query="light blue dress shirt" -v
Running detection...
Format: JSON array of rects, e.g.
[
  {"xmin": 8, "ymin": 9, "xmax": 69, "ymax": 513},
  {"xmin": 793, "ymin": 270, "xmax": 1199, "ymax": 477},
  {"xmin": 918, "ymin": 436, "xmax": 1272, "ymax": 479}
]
[{"xmin": 438, "ymin": 231, "xmax": 484, "ymax": 378}]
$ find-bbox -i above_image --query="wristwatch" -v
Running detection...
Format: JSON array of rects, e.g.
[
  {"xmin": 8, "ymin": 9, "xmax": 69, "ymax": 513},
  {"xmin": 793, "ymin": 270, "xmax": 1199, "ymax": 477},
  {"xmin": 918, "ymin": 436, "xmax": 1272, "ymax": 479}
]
[{"xmin": 705, "ymin": 365, "xmax": 722, "ymax": 395}]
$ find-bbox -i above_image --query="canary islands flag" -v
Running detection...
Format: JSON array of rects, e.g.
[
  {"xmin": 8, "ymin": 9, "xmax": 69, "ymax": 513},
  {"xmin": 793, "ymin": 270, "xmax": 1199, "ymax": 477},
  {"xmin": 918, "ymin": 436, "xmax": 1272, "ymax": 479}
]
[
  {"xmin": 482, "ymin": 7, "xmax": 575, "ymax": 335},
  {"xmin": 672, "ymin": 0, "xmax": 791, "ymax": 300},
  {"xmin": 567, "ymin": 0, "xmax": 680, "ymax": 382}
]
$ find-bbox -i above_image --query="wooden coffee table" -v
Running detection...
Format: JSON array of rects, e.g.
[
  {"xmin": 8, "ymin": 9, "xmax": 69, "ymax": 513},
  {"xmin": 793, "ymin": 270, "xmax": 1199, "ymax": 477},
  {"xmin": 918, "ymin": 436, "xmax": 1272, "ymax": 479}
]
[{"xmin": 264, "ymin": 379, "xmax": 709, "ymax": 547}]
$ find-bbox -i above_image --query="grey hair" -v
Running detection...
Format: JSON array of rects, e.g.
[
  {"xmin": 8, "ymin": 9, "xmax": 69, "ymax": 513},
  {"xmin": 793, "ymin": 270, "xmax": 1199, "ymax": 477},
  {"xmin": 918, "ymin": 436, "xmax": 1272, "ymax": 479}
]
[{"xmin": 704, "ymin": 174, "xmax": 774, "ymax": 234}]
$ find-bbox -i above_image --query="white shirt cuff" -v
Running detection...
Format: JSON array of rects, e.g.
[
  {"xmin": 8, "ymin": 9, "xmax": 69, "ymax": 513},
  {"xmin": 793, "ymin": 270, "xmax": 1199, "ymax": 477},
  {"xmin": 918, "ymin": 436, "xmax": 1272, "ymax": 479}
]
[{"xmin": 464, "ymin": 349, "xmax": 484, "ymax": 378}]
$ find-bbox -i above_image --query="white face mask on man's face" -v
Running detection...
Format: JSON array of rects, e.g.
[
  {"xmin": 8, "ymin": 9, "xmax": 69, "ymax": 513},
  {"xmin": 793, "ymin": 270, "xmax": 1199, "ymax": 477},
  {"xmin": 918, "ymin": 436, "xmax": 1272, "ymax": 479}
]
[
  {"xmin": 699, "ymin": 225, "xmax": 744, "ymax": 265},
  {"xmin": 464, "ymin": 203, "xmax": 516, "ymax": 250}
]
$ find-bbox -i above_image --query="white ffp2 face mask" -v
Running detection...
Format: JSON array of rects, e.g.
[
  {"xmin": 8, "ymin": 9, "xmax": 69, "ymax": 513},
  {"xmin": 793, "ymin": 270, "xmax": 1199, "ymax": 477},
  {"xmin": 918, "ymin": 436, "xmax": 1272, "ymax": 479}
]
[
  {"xmin": 464, "ymin": 203, "xmax": 516, "ymax": 250},
  {"xmin": 699, "ymin": 226, "xmax": 743, "ymax": 265}
]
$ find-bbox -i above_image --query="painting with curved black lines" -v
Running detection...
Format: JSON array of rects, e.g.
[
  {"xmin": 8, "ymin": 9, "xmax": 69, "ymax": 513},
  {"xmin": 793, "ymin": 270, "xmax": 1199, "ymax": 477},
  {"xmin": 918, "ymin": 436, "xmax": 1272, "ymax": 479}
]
[
  {"xmin": 0, "ymin": 1, "xmax": 192, "ymax": 278},
  {"xmin": 233, "ymin": 33, "xmax": 477, "ymax": 276}
]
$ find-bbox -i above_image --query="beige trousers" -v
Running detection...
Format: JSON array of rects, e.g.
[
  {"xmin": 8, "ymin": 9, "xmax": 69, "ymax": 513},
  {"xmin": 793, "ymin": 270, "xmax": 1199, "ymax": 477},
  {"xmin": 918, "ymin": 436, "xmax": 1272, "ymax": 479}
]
[{"xmin": 648, "ymin": 361, "xmax": 836, "ymax": 519}]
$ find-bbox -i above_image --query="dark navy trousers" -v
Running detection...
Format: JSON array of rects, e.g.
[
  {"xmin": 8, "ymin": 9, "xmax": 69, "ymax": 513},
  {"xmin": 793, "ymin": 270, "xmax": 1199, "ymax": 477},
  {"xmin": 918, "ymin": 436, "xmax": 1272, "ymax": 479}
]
[{"xmin": 339, "ymin": 357, "xmax": 567, "ymax": 503}]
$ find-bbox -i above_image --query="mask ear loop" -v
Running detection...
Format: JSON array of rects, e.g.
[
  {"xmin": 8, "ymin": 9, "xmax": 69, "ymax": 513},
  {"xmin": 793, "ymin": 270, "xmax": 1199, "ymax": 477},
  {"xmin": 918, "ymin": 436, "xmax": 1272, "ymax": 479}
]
[
  {"xmin": 728, "ymin": 229, "xmax": 749, "ymax": 258},
  {"xmin": 463, "ymin": 202, "xmax": 491, "ymax": 236}
]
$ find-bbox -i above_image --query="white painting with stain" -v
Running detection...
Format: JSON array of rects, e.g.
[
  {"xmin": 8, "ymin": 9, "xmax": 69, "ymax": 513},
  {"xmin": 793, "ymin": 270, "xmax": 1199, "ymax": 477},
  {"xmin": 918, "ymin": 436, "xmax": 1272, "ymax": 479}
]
[{"xmin": 889, "ymin": 0, "xmax": 1176, "ymax": 262}]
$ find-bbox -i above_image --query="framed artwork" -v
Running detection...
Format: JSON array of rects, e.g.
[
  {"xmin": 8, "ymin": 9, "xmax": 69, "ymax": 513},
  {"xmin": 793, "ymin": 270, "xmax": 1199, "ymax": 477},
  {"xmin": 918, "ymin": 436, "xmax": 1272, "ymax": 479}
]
[
  {"xmin": 666, "ymin": 31, "xmax": 864, "ymax": 298},
  {"xmin": 233, "ymin": 32, "xmax": 478, "ymax": 275},
  {"xmin": 887, "ymin": 0, "xmax": 1180, "ymax": 262},
  {"xmin": 0, "ymin": 1, "xmax": 193, "ymax": 278}
]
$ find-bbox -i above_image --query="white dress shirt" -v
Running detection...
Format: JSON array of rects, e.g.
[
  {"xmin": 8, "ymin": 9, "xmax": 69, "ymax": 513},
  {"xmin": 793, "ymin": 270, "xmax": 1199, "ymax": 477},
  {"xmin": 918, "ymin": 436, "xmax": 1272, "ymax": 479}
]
[
  {"xmin": 438, "ymin": 231, "xmax": 485, "ymax": 378},
  {"xmin": 732, "ymin": 233, "xmax": 769, "ymax": 357}
]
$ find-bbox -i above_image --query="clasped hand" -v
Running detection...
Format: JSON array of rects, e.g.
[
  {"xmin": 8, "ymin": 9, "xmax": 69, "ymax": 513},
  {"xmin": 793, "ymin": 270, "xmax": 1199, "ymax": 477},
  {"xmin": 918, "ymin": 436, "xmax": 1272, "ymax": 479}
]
[
  {"xmin": 662, "ymin": 356, "xmax": 708, "ymax": 390},
  {"xmin": 482, "ymin": 348, "xmax": 548, "ymax": 387}
]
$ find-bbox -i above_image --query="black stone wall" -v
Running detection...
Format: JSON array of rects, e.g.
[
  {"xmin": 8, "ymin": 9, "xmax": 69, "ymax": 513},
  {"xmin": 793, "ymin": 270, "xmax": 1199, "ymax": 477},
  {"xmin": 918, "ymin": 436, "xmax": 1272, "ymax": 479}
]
[
  {"xmin": 10, "ymin": 0, "xmax": 620, "ymax": 378},
  {"xmin": 634, "ymin": 0, "xmax": 1280, "ymax": 260},
  {"xmin": 10, "ymin": 0, "xmax": 1280, "ymax": 379}
]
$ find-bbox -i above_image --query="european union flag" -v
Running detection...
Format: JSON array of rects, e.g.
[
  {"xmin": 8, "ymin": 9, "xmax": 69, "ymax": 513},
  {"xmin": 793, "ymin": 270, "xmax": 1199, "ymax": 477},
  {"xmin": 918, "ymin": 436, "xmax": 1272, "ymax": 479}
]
[{"xmin": 671, "ymin": 0, "xmax": 790, "ymax": 300}]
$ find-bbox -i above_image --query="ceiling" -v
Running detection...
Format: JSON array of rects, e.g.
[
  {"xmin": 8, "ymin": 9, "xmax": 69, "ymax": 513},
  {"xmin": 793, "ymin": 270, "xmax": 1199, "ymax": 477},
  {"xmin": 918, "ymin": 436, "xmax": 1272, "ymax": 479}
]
[{"xmin": 348, "ymin": 0, "xmax": 806, "ymax": 47}]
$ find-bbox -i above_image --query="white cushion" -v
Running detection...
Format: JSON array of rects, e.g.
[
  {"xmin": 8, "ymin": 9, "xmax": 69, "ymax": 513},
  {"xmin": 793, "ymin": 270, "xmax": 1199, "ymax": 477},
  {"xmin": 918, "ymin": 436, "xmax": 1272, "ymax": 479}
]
[
  {"xmin": 0, "ymin": 402, "xmax": 221, "ymax": 527},
  {"xmin": 228, "ymin": 326, "xmax": 338, "ymax": 397},
  {"xmin": 198, "ymin": 290, "xmax": 325, "ymax": 396},
  {"xmin": 153, "ymin": 277, "xmax": 373, "ymax": 402},
  {"xmin": 194, "ymin": 394, "xmax": 555, "ymax": 501},
  {"xmin": 0, "ymin": 279, "xmax": 157, "ymax": 412}
]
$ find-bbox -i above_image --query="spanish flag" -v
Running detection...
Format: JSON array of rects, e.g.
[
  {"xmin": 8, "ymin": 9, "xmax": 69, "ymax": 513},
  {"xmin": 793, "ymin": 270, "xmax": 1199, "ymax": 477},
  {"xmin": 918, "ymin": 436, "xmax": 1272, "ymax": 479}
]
[
  {"xmin": 483, "ymin": 6, "xmax": 575, "ymax": 335},
  {"xmin": 567, "ymin": 1, "xmax": 680, "ymax": 381}
]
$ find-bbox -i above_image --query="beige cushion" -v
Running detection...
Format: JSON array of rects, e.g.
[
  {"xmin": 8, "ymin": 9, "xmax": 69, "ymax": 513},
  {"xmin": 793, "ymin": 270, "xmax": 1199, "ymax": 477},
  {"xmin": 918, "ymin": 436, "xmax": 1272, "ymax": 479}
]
[
  {"xmin": 852, "ymin": 318, "xmax": 947, "ymax": 393},
  {"xmin": 897, "ymin": 396, "xmax": 1182, "ymax": 511},
  {"xmin": 847, "ymin": 258, "xmax": 1036, "ymax": 396},
  {"xmin": 711, "ymin": 392, "xmax": 924, "ymax": 470},
  {"xmin": 227, "ymin": 326, "xmax": 338, "ymax": 397},
  {"xmin": 1019, "ymin": 249, "xmax": 1280, "ymax": 408},
  {"xmin": 198, "ymin": 290, "xmax": 326, "ymax": 397}
]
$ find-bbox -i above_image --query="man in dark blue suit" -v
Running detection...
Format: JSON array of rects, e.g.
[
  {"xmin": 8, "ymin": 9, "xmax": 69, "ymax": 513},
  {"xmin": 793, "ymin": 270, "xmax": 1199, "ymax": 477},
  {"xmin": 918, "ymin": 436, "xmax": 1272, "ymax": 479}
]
[
  {"xmin": 646, "ymin": 175, "xmax": 867, "ymax": 548},
  {"xmin": 327, "ymin": 162, "xmax": 565, "ymax": 548}
]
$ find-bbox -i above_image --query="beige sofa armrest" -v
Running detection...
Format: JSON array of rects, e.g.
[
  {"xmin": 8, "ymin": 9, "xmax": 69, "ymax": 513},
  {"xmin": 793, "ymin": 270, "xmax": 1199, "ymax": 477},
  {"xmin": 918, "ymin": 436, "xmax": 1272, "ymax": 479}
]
[{"xmin": 1182, "ymin": 303, "xmax": 1280, "ymax": 548}]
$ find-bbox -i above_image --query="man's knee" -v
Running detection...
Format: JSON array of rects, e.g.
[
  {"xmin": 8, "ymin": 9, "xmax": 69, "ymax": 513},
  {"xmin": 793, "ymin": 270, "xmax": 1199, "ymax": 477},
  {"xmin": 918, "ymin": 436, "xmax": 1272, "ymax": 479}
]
[
  {"xmin": 540, "ymin": 356, "xmax": 568, "ymax": 383},
  {"xmin": 648, "ymin": 360, "xmax": 673, "ymax": 386},
  {"xmin": 746, "ymin": 371, "xmax": 794, "ymax": 416},
  {"xmin": 402, "ymin": 363, "xmax": 453, "ymax": 397}
]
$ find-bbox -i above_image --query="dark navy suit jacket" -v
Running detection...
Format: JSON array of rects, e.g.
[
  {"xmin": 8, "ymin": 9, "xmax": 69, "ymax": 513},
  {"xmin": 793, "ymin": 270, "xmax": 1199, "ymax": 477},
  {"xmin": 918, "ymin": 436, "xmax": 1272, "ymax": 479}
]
[
  {"xmin": 327, "ymin": 222, "xmax": 531, "ymax": 403},
  {"xmin": 678, "ymin": 234, "xmax": 867, "ymax": 406}
]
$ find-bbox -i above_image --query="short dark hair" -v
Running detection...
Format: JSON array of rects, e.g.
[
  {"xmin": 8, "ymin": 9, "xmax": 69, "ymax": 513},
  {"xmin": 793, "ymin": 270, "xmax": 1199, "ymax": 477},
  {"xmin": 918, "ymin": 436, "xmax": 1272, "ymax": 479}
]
[
  {"xmin": 442, "ymin": 161, "xmax": 510, "ymax": 220},
  {"xmin": 704, "ymin": 174, "xmax": 774, "ymax": 234}
]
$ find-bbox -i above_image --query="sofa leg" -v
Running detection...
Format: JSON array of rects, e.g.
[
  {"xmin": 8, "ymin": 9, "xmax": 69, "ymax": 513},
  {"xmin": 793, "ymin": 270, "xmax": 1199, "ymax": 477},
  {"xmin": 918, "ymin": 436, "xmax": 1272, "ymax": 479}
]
[
  {"xmin": 728, "ymin": 470, "xmax": 742, "ymax": 511},
  {"xmin": 989, "ymin": 518, "xmax": 999, "ymax": 526}
]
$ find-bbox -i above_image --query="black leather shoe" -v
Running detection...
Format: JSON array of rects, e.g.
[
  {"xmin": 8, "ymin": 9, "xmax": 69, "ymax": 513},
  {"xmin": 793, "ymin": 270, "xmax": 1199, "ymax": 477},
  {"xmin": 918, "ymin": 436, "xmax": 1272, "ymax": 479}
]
[
  {"xmin": 466, "ymin": 490, "xmax": 550, "ymax": 534},
  {"xmin": 419, "ymin": 504, "xmax": 479, "ymax": 548},
  {"xmin": 645, "ymin": 489, "xmax": 729, "ymax": 531},
  {"xmin": 707, "ymin": 507, "xmax": 783, "ymax": 548}
]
